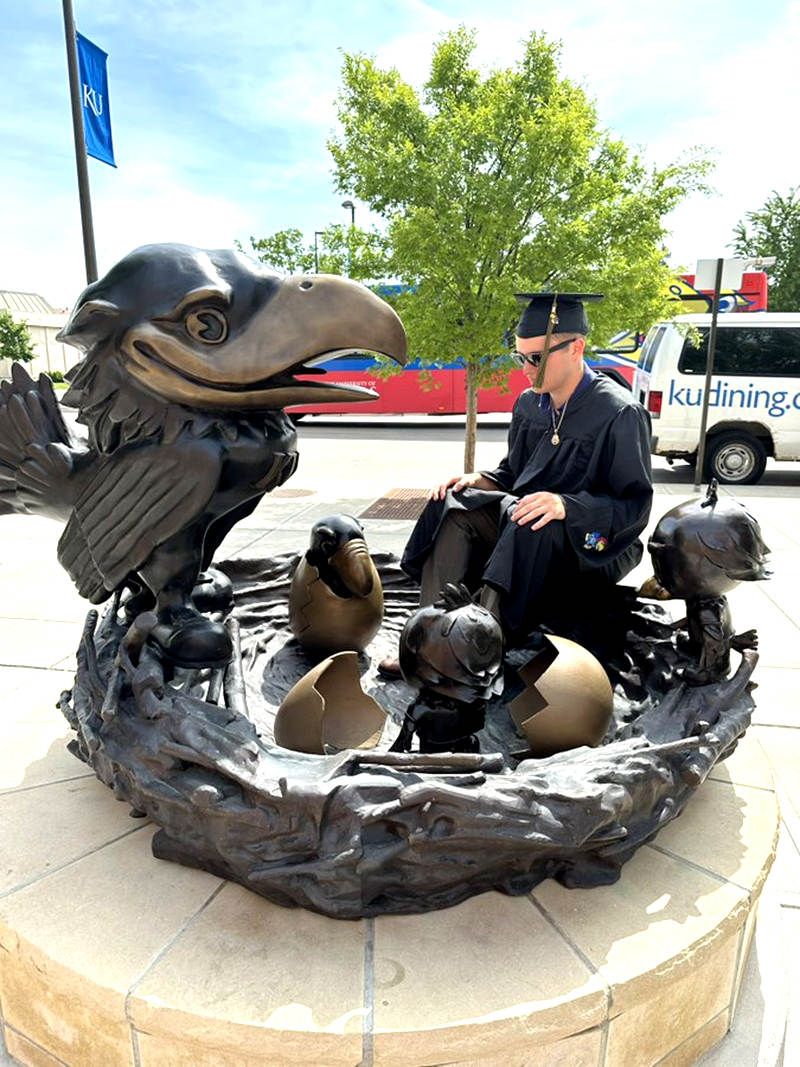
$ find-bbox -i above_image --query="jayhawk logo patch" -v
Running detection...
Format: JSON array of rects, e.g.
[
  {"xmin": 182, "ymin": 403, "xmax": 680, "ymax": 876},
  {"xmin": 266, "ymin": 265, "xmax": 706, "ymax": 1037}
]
[{"xmin": 584, "ymin": 531, "xmax": 608, "ymax": 552}]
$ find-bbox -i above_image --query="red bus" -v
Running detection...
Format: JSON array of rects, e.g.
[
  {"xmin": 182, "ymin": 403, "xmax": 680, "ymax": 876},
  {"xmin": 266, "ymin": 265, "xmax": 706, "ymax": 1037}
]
[
  {"xmin": 287, "ymin": 268, "xmax": 770, "ymax": 419},
  {"xmin": 287, "ymin": 353, "xmax": 637, "ymax": 419}
]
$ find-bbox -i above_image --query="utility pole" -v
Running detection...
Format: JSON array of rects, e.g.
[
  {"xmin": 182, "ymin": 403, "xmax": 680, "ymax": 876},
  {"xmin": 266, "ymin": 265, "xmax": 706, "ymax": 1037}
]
[{"xmin": 62, "ymin": 0, "xmax": 98, "ymax": 283}]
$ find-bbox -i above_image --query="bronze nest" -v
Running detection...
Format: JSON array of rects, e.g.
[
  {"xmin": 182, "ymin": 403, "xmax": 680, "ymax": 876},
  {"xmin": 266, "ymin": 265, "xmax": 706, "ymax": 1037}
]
[{"xmin": 62, "ymin": 553, "xmax": 757, "ymax": 920}]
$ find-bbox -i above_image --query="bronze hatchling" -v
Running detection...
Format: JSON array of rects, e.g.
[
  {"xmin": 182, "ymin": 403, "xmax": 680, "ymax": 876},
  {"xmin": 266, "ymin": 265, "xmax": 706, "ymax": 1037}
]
[
  {"xmin": 640, "ymin": 480, "xmax": 770, "ymax": 684},
  {"xmin": 391, "ymin": 584, "xmax": 505, "ymax": 753},
  {"xmin": 0, "ymin": 243, "xmax": 406, "ymax": 668},
  {"xmin": 289, "ymin": 514, "xmax": 383, "ymax": 656}
]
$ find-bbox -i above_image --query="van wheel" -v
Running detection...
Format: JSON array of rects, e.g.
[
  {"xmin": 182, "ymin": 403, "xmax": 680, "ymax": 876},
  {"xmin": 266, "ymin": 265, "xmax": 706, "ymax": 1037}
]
[{"xmin": 705, "ymin": 432, "xmax": 767, "ymax": 485}]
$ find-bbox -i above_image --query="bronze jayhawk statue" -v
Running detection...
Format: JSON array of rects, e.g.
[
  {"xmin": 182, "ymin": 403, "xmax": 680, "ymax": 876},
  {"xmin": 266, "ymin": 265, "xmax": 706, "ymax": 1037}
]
[{"xmin": 0, "ymin": 243, "xmax": 406, "ymax": 667}]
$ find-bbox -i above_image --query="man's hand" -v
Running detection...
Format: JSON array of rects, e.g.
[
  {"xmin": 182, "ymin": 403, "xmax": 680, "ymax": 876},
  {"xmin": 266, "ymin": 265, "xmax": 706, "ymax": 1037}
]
[
  {"xmin": 510, "ymin": 491, "xmax": 566, "ymax": 529},
  {"xmin": 429, "ymin": 472, "xmax": 498, "ymax": 500}
]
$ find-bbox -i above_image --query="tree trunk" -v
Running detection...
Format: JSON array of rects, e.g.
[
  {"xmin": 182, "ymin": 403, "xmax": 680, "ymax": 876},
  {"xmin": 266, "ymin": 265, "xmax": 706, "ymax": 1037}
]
[{"xmin": 463, "ymin": 362, "xmax": 478, "ymax": 472}]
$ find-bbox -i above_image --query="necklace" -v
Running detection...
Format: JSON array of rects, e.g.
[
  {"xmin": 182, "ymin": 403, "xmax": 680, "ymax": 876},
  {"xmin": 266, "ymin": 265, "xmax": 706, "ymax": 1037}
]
[{"xmin": 550, "ymin": 397, "xmax": 569, "ymax": 446}]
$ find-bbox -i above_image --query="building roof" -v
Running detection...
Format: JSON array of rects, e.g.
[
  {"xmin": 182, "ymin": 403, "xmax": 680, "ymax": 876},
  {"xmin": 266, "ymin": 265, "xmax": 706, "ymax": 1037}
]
[{"xmin": 0, "ymin": 291, "xmax": 57, "ymax": 314}]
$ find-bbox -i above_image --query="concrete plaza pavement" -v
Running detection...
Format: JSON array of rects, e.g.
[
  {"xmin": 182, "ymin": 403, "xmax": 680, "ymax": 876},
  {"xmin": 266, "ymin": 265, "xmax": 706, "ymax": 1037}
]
[{"xmin": 0, "ymin": 413, "xmax": 798, "ymax": 1065}]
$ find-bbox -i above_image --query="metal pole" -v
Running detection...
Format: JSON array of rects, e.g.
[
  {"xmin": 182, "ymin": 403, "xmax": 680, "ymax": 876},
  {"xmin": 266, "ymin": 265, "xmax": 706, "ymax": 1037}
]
[
  {"xmin": 314, "ymin": 231, "xmax": 325, "ymax": 274},
  {"xmin": 341, "ymin": 201, "xmax": 355, "ymax": 276},
  {"xmin": 693, "ymin": 256, "xmax": 723, "ymax": 491},
  {"xmin": 62, "ymin": 0, "xmax": 98, "ymax": 283}
]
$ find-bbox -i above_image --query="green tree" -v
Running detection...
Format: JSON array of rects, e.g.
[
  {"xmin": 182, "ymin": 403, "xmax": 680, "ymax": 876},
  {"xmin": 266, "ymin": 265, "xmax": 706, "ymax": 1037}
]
[
  {"xmin": 732, "ymin": 187, "xmax": 800, "ymax": 312},
  {"xmin": 241, "ymin": 224, "xmax": 391, "ymax": 282},
  {"xmin": 329, "ymin": 27, "xmax": 711, "ymax": 469},
  {"xmin": 0, "ymin": 310, "xmax": 36, "ymax": 365}
]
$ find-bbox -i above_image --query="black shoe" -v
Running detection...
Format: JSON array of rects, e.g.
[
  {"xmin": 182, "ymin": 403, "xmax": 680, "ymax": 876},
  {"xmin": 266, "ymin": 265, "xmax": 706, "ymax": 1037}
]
[
  {"xmin": 377, "ymin": 656, "xmax": 403, "ymax": 680},
  {"xmin": 150, "ymin": 613, "xmax": 232, "ymax": 669}
]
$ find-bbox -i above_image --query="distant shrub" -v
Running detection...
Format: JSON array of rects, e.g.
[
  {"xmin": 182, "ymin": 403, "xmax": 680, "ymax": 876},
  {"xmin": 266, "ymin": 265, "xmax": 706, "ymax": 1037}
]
[
  {"xmin": 0, "ymin": 310, "xmax": 35, "ymax": 363},
  {"xmin": 48, "ymin": 370, "xmax": 65, "ymax": 383}
]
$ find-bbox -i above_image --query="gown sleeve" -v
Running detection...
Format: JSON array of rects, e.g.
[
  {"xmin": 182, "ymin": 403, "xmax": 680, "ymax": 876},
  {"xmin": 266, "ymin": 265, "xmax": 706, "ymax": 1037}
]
[{"xmin": 559, "ymin": 403, "xmax": 653, "ymax": 566}]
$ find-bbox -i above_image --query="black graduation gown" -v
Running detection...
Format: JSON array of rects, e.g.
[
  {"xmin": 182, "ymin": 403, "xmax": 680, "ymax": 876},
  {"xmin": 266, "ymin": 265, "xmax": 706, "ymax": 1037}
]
[{"xmin": 401, "ymin": 374, "xmax": 653, "ymax": 630}]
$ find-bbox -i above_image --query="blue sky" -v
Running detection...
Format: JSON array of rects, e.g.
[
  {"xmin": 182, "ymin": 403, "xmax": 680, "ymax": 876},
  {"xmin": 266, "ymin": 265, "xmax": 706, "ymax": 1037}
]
[{"xmin": 2, "ymin": 0, "xmax": 797, "ymax": 309}]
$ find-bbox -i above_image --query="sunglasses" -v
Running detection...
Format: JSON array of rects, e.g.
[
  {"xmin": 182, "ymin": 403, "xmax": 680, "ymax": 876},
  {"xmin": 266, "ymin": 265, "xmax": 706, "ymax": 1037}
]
[{"xmin": 513, "ymin": 337, "xmax": 575, "ymax": 367}]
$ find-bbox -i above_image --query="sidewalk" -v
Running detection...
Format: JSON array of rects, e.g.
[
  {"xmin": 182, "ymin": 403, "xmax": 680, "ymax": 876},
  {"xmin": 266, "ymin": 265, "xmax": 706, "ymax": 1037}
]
[{"xmin": 0, "ymin": 441, "xmax": 798, "ymax": 1065}]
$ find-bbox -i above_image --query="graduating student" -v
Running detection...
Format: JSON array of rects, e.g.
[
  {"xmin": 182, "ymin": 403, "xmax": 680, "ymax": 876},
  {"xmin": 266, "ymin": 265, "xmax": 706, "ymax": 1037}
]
[{"xmin": 380, "ymin": 292, "xmax": 653, "ymax": 675}]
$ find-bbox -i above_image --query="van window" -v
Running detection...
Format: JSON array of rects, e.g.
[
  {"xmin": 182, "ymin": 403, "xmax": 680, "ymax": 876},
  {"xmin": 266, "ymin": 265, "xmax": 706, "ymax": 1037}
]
[
  {"xmin": 641, "ymin": 326, "xmax": 666, "ymax": 373},
  {"xmin": 679, "ymin": 326, "xmax": 800, "ymax": 377}
]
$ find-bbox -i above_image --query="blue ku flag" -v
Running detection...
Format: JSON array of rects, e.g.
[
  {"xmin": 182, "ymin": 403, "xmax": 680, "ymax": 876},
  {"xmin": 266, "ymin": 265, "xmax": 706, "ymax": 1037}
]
[{"xmin": 76, "ymin": 32, "xmax": 116, "ymax": 167}]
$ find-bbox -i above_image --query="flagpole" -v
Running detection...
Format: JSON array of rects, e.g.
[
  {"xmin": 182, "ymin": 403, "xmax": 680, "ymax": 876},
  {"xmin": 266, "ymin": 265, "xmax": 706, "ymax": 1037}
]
[{"xmin": 62, "ymin": 0, "xmax": 98, "ymax": 283}]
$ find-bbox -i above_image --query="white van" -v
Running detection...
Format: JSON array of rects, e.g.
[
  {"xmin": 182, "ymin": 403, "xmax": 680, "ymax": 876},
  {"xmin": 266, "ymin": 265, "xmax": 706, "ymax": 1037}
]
[{"xmin": 633, "ymin": 313, "xmax": 800, "ymax": 484}]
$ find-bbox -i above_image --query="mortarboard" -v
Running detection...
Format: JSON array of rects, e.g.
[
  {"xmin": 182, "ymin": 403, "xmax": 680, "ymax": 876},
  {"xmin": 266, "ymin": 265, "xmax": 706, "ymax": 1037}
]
[{"xmin": 515, "ymin": 292, "xmax": 604, "ymax": 339}]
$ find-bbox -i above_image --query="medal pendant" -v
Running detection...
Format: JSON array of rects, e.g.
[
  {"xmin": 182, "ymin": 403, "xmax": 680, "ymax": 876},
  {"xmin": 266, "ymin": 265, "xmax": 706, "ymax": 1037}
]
[{"xmin": 551, "ymin": 432, "xmax": 560, "ymax": 446}]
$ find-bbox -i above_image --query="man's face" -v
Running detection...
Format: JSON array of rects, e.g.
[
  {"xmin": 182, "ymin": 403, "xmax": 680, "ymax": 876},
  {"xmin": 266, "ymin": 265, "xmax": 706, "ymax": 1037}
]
[{"xmin": 515, "ymin": 333, "xmax": 585, "ymax": 394}]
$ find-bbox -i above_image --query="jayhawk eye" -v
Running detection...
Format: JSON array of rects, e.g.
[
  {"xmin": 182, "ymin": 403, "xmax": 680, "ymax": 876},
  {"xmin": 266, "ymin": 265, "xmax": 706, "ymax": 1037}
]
[{"xmin": 185, "ymin": 307, "xmax": 228, "ymax": 344}]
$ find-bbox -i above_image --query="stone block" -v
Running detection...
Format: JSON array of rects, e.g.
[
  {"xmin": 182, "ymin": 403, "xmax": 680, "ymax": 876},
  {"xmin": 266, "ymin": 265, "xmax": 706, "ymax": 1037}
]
[
  {"xmin": 371, "ymin": 891, "xmax": 607, "ymax": 1065},
  {"xmin": 708, "ymin": 727, "xmax": 775, "ymax": 790},
  {"xmin": 0, "ymin": 621, "xmax": 78, "ymax": 671},
  {"xmin": 130, "ymin": 882, "xmax": 365, "ymax": 1066},
  {"xmin": 654, "ymin": 778, "xmax": 778, "ymax": 896},
  {"xmin": 605, "ymin": 930, "xmax": 738, "ymax": 1066},
  {"xmin": 656, "ymin": 1009, "xmax": 729, "ymax": 1066},
  {"xmin": 4, "ymin": 1027, "xmax": 68, "ymax": 1067},
  {"xmin": 0, "ymin": 829, "xmax": 220, "ymax": 1066},
  {"xmin": 0, "ymin": 779, "xmax": 142, "ymax": 894},
  {"xmin": 532, "ymin": 847, "xmax": 750, "ymax": 1016}
]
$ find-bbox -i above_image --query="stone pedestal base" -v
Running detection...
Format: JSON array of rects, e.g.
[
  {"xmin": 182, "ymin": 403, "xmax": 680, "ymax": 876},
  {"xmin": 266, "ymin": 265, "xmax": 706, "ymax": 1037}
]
[{"xmin": 0, "ymin": 703, "xmax": 777, "ymax": 1066}]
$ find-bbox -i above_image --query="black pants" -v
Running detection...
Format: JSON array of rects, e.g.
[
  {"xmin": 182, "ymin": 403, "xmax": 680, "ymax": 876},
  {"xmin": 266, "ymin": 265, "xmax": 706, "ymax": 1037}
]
[{"xmin": 417, "ymin": 498, "xmax": 591, "ymax": 638}]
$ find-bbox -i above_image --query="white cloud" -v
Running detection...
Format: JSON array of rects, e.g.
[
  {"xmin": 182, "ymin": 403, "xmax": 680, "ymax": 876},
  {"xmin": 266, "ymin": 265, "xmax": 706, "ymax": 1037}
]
[
  {"xmin": 648, "ymin": 2, "xmax": 800, "ymax": 268},
  {"xmin": 3, "ymin": 0, "xmax": 798, "ymax": 309},
  {"xmin": 0, "ymin": 162, "xmax": 252, "ymax": 309}
]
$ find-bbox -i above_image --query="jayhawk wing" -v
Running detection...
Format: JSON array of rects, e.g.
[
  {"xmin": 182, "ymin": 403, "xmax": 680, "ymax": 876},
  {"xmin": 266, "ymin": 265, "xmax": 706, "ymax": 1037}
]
[
  {"xmin": 58, "ymin": 441, "xmax": 221, "ymax": 603},
  {"xmin": 0, "ymin": 364, "xmax": 77, "ymax": 519}
]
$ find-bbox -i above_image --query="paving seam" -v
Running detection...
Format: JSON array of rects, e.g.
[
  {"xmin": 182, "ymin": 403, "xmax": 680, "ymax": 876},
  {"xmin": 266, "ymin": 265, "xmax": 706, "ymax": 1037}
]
[
  {"xmin": 360, "ymin": 917, "xmax": 375, "ymax": 1067},
  {"xmin": 0, "ymin": 663, "xmax": 76, "ymax": 676},
  {"xmin": 0, "ymin": 662, "xmax": 76, "ymax": 672},
  {"xmin": 0, "ymin": 824, "xmax": 149, "ymax": 901},
  {"xmin": 752, "ymin": 892, "xmax": 790, "ymax": 1067},
  {"xmin": 528, "ymin": 894, "xmax": 604, "ymax": 982},
  {"xmin": 774, "ymin": 794, "xmax": 800, "ymax": 854},
  {"xmin": 652, "ymin": 1007, "xmax": 729, "ymax": 1066},
  {"xmin": 130, "ymin": 1025, "xmax": 142, "ymax": 1067},
  {"xmin": 707, "ymin": 774, "xmax": 778, "ymax": 792},
  {"xmin": 527, "ymin": 892, "xmax": 612, "ymax": 1057},
  {"xmin": 751, "ymin": 584, "xmax": 800, "ymax": 633},
  {"xmin": 124, "ymin": 880, "xmax": 227, "ymax": 1015},
  {"xmin": 728, "ymin": 915, "xmax": 750, "ymax": 1026},
  {"xmin": 0, "ymin": 772, "xmax": 94, "ymax": 796},
  {"xmin": 1, "ymin": 1022, "xmax": 68, "ymax": 1066},
  {"xmin": 646, "ymin": 841, "xmax": 754, "ymax": 894}
]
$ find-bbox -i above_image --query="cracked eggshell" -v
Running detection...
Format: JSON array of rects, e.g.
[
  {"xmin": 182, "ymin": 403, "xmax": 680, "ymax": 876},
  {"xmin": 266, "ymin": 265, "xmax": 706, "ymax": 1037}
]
[
  {"xmin": 509, "ymin": 635, "xmax": 613, "ymax": 758},
  {"xmin": 275, "ymin": 650, "xmax": 386, "ymax": 754}
]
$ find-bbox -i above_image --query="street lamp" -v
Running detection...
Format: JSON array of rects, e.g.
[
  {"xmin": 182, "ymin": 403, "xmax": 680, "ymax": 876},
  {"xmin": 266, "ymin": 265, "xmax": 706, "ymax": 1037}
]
[
  {"xmin": 341, "ymin": 201, "xmax": 355, "ymax": 275},
  {"xmin": 313, "ymin": 230, "xmax": 325, "ymax": 273}
]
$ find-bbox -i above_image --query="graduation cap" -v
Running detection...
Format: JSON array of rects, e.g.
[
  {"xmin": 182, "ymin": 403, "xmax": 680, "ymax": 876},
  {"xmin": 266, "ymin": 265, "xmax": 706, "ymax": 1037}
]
[{"xmin": 515, "ymin": 292, "xmax": 604, "ymax": 339}]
